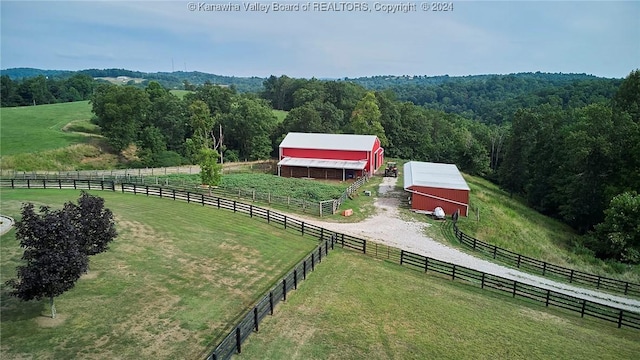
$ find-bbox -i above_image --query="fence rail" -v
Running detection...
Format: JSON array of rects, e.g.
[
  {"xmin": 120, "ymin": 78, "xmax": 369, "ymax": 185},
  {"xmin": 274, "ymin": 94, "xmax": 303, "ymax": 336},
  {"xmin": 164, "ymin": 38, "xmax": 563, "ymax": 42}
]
[
  {"xmin": 452, "ymin": 222, "xmax": 640, "ymax": 298},
  {"xmin": 2, "ymin": 178, "xmax": 638, "ymax": 360}
]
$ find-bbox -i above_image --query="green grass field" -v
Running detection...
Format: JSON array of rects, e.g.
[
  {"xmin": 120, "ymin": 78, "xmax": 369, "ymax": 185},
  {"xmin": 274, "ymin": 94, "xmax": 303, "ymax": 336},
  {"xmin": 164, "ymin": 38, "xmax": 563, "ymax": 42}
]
[
  {"xmin": 241, "ymin": 250, "xmax": 640, "ymax": 359},
  {"xmin": 0, "ymin": 101, "xmax": 93, "ymax": 156},
  {"xmin": 0, "ymin": 189, "xmax": 319, "ymax": 359}
]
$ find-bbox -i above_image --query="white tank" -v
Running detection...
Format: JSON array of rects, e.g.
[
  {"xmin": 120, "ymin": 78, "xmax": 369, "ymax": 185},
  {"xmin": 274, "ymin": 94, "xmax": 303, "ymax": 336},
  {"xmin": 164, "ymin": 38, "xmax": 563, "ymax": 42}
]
[{"xmin": 433, "ymin": 207, "xmax": 445, "ymax": 219}]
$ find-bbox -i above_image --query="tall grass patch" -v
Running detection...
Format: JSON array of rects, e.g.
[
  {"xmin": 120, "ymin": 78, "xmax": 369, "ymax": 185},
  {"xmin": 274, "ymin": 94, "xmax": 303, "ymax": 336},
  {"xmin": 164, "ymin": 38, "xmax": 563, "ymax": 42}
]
[
  {"xmin": 0, "ymin": 189, "xmax": 319, "ymax": 359},
  {"xmin": 241, "ymin": 251, "xmax": 640, "ymax": 359},
  {"xmin": 455, "ymin": 174, "xmax": 639, "ymax": 282}
]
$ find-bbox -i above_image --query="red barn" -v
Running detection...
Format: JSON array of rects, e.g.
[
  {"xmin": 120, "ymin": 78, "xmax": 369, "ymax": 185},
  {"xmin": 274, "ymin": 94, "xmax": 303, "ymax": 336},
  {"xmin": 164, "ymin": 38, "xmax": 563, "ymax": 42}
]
[
  {"xmin": 277, "ymin": 132, "xmax": 384, "ymax": 180},
  {"xmin": 404, "ymin": 161, "xmax": 470, "ymax": 217}
]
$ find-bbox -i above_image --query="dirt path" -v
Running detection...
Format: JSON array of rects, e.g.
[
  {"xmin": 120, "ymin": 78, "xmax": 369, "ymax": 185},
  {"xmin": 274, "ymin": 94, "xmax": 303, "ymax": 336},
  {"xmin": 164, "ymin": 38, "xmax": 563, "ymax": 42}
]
[{"xmin": 291, "ymin": 177, "xmax": 640, "ymax": 312}]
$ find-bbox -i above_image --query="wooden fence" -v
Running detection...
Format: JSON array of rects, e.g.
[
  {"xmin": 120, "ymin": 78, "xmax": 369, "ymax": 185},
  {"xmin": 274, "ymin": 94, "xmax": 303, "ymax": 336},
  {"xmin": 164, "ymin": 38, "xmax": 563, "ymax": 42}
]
[
  {"xmin": 2, "ymin": 178, "xmax": 639, "ymax": 360},
  {"xmin": 452, "ymin": 221, "xmax": 640, "ymax": 298},
  {"xmin": 333, "ymin": 175, "xmax": 369, "ymax": 212}
]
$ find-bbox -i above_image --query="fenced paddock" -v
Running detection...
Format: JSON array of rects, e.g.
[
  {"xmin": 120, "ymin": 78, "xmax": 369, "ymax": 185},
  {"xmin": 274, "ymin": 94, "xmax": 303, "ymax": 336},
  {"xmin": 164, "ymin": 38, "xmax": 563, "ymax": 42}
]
[
  {"xmin": 451, "ymin": 221, "xmax": 640, "ymax": 298},
  {"xmin": 2, "ymin": 178, "xmax": 638, "ymax": 360}
]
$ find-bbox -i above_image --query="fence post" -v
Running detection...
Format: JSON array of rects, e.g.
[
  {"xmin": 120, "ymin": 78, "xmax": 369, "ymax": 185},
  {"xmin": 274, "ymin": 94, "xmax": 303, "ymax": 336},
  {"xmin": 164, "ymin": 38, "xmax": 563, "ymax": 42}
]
[
  {"xmin": 187, "ymin": 192, "xmax": 190, "ymax": 203},
  {"xmin": 217, "ymin": 197, "xmax": 220, "ymax": 209},
  {"xmin": 363, "ymin": 240, "xmax": 366, "ymax": 254},
  {"xmin": 341, "ymin": 234, "xmax": 345, "ymax": 248},
  {"xmin": 269, "ymin": 292, "xmax": 274, "ymax": 315},
  {"xmin": 233, "ymin": 201, "xmax": 236, "ymax": 212},
  {"xmin": 284, "ymin": 216, "xmax": 287, "ymax": 229},
  {"xmin": 311, "ymin": 253, "xmax": 315, "ymax": 271},
  {"xmin": 294, "ymin": 270, "xmax": 298, "ymax": 289},
  {"xmin": 481, "ymin": 273, "xmax": 485, "ymax": 289},
  {"xmin": 624, "ymin": 282, "xmax": 629, "ymax": 295},
  {"xmin": 400, "ymin": 250, "xmax": 404, "ymax": 265},
  {"xmin": 303, "ymin": 260, "xmax": 307, "ymax": 280},
  {"xmin": 146, "ymin": 186, "xmax": 149, "ymax": 196},
  {"xmin": 267, "ymin": 210, "xmax": 270, "ymax": 223},
  {"xmin": 580, "ymin": 300, "xmax": 586, "ymax": 318},
  {"xmin": 320, "ymin": 227, "xmax": 324, "ymax": 240},
  {"xmin": 512, "ymin": 281, "xmax": 517, "ymax": 297},
  {"xmin": 318, "ymin": 246, "xmax": 322, "ymax": 263},
  {"xmin": 172, "ymin": 189, "xmax": 176, "ymax": 200},
  {"xmin": 282, "ymin": 279, "xmax": 287, "ymax": 301},
  {"xmin": 235, "ymin": 327, "xmax": 241, "ymax": 354},
  {"xmin": 202, "ymin": 194, "xmax": 205, "ymax": 206},
  {"xmin": 133, "ymin": 183, "xmax": 137, "ymax": 195},
  {"xmin": 43, "ymin": 179, "xmax": 46, "ymax": 189},
  {"xmin": 452, "ymin": 264, "xmax": 456, "ymax": 280},
  {"xmin": 569, "ymin": 269, "xmax": 574, "ymax": 283},
  {"xmin": 254, "ymin": 307, "xmax": 259, "ymax": 332},
  {"xmin": 159, "ymin": 187, "xmax": 163, "ymax": 198},
  {"xmin": 618, "ymin": 310, "xmax": 624, "ymax": 328},
  {"xmin": 542, "ymin": 262, "xmax": 547, "ymax": 276},
  {"xmin": 11, "ymin": 179, "xmax": 14, "ymax": 188},
  {"xmin": 545, "ymin": 290, "xmax": 551, "ymax": 307},
  {"xmin": 250, "ymin": 205, "xmax": 253, "ymax": 218},
  {"xmin": 301, "ymin": 222, "xmax": 305, "ymax": 236},
  {"xmin": 424, "ymin": 257, "xmax": 429, "ymax": 272},
  {"xmin": 493, "ymin": 245, "xmax": 497, "ymax": 259},
  {"xmin": 517, "ymin": 255, "xmax": 521, "ymax": 268}
]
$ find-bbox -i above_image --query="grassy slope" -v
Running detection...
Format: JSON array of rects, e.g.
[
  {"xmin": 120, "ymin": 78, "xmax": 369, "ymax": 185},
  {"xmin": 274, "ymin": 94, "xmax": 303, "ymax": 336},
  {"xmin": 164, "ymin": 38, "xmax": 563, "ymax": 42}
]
[
  {"xmin": 454, "ymin": 174, "xmax": 639, "ymax": 282},
  {"xmin": 169, "ymin": 89, "xmax": 192, "ymax": 99},
  {"xmin": 0, "ymin": 101, "xmax": 93, "ymax": 155},
  {"xmin": 242, "ymin": 250, "xmax": 640, "ymax": 359},
  {"xmin": 0, "ymin": 101, "xmax": 118, "ymax": 171},
  {"xmin": 272, "ymin": 109, "xmax": 288, "ymax": 123},
  {"xmin": 0, "ymin": 189, "xmax": 319, "ymax": 359}
]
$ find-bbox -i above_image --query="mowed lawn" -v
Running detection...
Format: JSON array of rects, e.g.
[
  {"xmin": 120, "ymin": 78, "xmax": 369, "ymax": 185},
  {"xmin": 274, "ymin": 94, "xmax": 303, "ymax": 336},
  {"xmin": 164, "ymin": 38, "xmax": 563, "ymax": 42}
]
[
  {"xmin": 0, "ymin": 101, "xmax": 93, "ymax": 156},
  {"xmin": 242, "ymin": 250, "xmax": 640, "ymax": 359},
  {"xmin": 0, "ymin": 189, "xmax": 319, "ymax": 359}
]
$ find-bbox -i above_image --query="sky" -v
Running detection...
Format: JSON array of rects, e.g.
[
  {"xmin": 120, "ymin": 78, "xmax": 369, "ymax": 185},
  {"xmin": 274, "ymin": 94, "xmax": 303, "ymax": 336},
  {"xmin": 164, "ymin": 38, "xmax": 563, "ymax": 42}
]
[{"xmin": 1, "ymin": 1, "xmax": 638, "ymax": 79}]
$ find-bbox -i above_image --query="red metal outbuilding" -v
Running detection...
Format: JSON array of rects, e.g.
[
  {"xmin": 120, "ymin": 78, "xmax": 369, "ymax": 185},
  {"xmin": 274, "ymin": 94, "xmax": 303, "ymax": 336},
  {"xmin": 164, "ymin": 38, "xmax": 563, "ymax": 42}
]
[
  {"xmin": 403, "ymin": 161, "xmax": 470, "ymax": 217},
  {"xmin": 277, "ymin": 132, "xmax": 384, "ymax": 180}
]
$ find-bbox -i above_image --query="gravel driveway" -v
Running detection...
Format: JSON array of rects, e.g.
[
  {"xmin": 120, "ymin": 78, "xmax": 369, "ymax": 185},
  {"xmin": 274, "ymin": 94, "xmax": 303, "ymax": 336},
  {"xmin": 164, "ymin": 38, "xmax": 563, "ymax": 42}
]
[{"xmin": 297, "ymin": 177, "xmax": 640, "ymax": 312}]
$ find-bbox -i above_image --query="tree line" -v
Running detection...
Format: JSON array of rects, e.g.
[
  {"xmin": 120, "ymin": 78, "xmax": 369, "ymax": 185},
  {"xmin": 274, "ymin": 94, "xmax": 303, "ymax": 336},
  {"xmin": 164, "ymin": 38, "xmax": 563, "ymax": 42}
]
[{"xmin": 1, "ymin": 74, "xmax": 96, "ymax": 107}]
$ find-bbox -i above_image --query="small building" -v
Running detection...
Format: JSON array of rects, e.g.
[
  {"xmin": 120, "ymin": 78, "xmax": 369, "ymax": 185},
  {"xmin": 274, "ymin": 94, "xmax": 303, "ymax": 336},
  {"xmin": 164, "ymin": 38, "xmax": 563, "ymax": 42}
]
[
  {"xmin": 277, "ymin": 132, "xmax": 384, "ymax": 181},
  {"xmin": 403, "ymin": 161, "xmax": 470, "ymax": 217}
]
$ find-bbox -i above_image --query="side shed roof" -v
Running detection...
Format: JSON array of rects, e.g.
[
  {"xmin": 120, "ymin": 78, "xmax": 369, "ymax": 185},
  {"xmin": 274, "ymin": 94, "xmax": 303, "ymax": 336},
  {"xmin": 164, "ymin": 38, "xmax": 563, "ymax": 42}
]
[
  {"xmin": 279, "ymin": 132, "xmax": 378, "ymax": 152},
  {"xmin": 403, "ymin": 161, "xmax": 470, "ymax": 191}
]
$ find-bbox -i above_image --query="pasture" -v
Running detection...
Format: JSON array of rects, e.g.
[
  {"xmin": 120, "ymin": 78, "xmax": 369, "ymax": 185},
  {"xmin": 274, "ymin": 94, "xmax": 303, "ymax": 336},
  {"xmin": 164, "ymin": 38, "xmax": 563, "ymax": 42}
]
[
  {"xmin": 241, "ymin": 250, "xmax": 640, "ymax": 359},
  {"xmin": 157, "ymin": 173, "xmax": 348, "ymax": 202},
  {"xmin": 0, "ymin": 189, "xmax": 319, "ymax": 359},
  {"xmin": 0, "ymin": 101, "xmax": 94, "ymax": 156}
]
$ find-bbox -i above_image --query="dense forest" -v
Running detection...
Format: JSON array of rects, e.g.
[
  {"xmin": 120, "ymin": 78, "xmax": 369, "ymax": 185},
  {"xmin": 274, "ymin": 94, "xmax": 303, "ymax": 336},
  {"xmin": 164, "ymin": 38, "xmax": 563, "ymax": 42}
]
[{"xmin": 2, "ymin": 68, "xmax": 639, "ymax": 263}]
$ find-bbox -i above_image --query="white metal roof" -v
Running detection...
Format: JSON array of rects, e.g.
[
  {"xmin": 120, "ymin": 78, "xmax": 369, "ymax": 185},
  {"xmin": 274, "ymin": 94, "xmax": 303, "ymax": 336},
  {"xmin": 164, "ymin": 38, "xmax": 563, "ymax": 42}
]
[
  {"xmin": 279, "ymin": 132, "xmax": 378, "ymax": 152},
  {"xmin": 403, "ymin": 161, "xmax": 470, "ymax": 191},
  {"xmin": 278, "ymin": 157, "xmax": 367, "ymax": 170}
]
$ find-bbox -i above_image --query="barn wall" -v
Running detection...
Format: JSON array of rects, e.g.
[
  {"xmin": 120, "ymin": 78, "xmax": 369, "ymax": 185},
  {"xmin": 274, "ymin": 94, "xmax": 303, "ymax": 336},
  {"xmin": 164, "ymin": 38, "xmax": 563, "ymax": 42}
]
[
  {"xmin": 281, "ymin": 148, "xmax": 368, "ymax": 162},
  {"xmin": 409, "ymin": 186, "xmax": 469, "ymax": 217}
]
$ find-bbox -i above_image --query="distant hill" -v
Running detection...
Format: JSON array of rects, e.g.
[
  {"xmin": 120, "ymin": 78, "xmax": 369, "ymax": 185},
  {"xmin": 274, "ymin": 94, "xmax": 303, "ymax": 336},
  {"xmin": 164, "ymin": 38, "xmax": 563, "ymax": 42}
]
[{"xmin": 1, "ymin": 68, "xmax": 266, "ymax": 93}]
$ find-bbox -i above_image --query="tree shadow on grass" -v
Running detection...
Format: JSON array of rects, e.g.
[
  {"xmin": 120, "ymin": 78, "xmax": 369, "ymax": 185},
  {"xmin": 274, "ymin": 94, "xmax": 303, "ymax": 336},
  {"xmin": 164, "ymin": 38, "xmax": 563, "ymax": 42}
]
[{"xmin": 0, "ymin": 288, "xmax": 47, "ymax": 322}]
